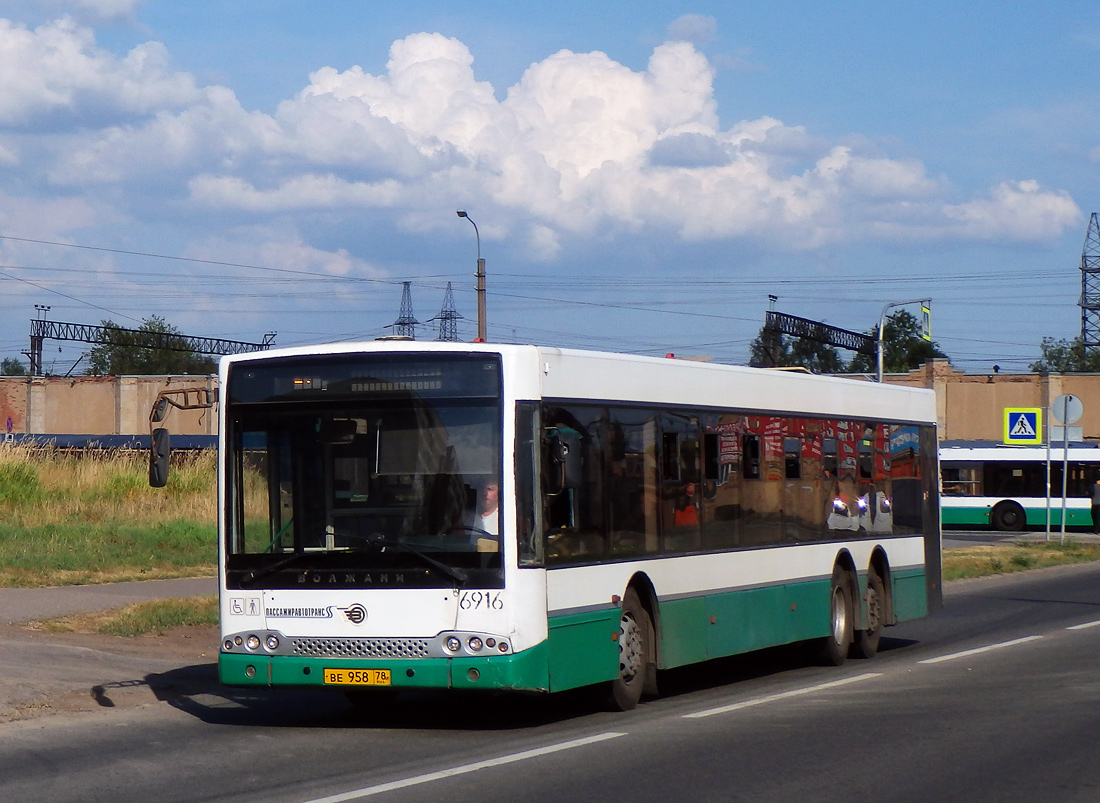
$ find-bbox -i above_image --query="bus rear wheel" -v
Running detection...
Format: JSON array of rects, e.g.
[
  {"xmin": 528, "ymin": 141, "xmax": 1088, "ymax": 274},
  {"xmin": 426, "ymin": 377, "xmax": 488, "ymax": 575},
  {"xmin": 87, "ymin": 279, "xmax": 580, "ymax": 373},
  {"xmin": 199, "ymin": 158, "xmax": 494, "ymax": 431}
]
[
  {"xmin": 610, "ymin": 588, "xmax": 651, "ymax": 711},
  {"xmin": 991, "ymin": 501, "xmax": 1026, "ymax": 532},
  {"xmin": 817, "ymin": 567, "xmax": 853, "ymax": 666},
  {"xmin": 851, "ymin": 568, "xmax": 884, "ymax": 659}
]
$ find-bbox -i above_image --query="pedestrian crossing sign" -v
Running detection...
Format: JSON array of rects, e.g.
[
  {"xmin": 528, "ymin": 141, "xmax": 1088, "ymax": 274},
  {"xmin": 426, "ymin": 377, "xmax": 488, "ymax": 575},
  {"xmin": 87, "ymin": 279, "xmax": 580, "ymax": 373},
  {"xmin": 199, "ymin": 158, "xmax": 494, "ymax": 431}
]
[{"xmin": 1004, "ymin": 408, "xmax": 1042, "ymax": 444}]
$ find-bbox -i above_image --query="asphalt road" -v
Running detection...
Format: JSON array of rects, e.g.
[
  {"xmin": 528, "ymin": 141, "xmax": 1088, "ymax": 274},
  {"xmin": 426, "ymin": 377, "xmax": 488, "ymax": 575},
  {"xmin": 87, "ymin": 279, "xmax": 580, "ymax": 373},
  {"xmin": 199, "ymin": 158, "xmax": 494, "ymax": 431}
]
[{"xmin": 1, "ymin": 563, "xmax": 1099, "ymax": 802}]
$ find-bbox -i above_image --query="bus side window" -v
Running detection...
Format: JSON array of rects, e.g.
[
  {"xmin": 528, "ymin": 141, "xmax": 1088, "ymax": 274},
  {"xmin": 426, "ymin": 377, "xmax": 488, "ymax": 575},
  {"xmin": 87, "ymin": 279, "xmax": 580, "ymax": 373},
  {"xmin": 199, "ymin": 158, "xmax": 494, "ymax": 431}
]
[
  {"xmin": 542, "ymin": 406, "xmax": 608, "ymax": 564},
  {"xmin": 607, "ymin": 408, "xmax": 660, "ymax": 558}
]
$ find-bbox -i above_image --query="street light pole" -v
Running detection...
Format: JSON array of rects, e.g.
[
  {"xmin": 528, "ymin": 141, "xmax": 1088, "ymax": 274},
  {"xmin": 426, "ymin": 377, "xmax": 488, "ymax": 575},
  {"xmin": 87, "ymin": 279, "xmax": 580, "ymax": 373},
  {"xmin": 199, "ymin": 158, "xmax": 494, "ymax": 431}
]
[
  {"xmin": 877, "ymin": 297, "xmax": 931, "ymax": 382},
  {"xmin": 456, "ymin": 210, "xmax": 486, "ymax": 341}
]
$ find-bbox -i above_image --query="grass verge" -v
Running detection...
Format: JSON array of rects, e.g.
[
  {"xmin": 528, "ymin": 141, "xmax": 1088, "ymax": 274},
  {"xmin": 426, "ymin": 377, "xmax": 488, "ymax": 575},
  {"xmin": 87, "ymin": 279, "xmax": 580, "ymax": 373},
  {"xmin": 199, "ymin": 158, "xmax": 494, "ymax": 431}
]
[
  {"xmin": 0, "ymin": 520, "xmax": 216, "ymax": 587},
  {"xmin": 942, "ymin": 540, "xmax": 1100, "ymax": 580},
  {"xmin": 24, "ymin": 595, "xmax": 218, "ymax": 637},
  {"xmin": 0, "ymin": 444, "xmax": 217, "ymax": 588}
]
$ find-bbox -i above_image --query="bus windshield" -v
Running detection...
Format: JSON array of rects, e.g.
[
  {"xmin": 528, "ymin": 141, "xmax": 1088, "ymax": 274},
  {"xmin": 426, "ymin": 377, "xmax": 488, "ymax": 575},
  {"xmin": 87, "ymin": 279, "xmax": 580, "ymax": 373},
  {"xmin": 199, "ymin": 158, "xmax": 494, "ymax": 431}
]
[{"xmin": 224, "ymin": 354, "xmax": 502, "ymax": 589}]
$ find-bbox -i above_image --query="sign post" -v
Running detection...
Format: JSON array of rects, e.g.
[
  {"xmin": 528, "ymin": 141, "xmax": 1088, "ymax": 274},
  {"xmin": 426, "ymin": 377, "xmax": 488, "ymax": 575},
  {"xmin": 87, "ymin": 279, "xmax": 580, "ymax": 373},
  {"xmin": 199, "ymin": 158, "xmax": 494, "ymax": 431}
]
[
  {"xmin": 1050, "ymin": 395, "xmax": 1084, "ymax": 543},
  {"xmin": 1003, "ymin": 407, "xmax": 1043, "ymax": 535}
]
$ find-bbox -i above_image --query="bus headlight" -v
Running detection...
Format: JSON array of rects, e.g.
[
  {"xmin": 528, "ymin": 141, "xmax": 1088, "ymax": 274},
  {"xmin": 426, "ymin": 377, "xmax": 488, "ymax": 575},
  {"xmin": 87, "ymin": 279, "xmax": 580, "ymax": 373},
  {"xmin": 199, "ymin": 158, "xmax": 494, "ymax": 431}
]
[
  {"xmin": 445, "ymin": 636, "xmax": 462, "ymax": 652},
  {"xmin": 265, "ymin": 635, "xmax": 280, "ymax": 651},
  {"xmin": 468, "ymin": 637, "xmax": 483, "ymax": 652},
  {"xmin": 246, "ymin": 635, "xmax": 261, "ymax": 651}
]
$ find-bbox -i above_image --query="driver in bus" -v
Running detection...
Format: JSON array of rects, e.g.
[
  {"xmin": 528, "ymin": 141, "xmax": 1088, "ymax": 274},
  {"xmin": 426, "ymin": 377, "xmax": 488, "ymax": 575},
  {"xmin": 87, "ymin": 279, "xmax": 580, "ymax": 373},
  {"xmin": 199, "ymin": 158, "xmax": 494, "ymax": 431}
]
[{"xmin": 475, "ymin": 481, "xmax": 499, "ymax": 536}]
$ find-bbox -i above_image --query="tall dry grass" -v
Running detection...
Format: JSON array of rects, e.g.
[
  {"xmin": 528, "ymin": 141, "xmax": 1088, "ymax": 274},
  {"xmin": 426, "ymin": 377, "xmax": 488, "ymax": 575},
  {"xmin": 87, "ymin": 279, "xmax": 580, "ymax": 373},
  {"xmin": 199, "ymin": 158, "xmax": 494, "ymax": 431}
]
[
  {"xmin": 0, "ymin": 443, "xmax": 217, "ymax": 586},
  {"xmin": 0, "ymin": 443, "xmax": 215, "ymax": 527}
]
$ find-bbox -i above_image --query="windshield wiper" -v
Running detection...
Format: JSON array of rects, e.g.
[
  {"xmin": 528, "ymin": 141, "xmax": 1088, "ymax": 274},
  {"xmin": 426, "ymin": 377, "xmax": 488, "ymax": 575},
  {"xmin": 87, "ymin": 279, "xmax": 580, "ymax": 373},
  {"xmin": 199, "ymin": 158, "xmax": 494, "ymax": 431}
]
[
  {"xmin": 361, "ymin": 534, "xmax": 469, "ymax": 587},
  {"xmin": 239, "ymin": 551, "xmax": 315, "ymax": 587}
]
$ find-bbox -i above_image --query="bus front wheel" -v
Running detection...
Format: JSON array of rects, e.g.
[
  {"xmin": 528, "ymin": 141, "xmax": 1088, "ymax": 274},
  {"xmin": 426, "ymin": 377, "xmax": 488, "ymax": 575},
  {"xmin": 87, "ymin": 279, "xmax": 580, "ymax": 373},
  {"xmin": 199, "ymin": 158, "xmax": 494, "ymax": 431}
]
[
  {"xmin": 817, "ymin": 567, "xmax": 853, "ymax": 666},
  {"xmin": 991, "ymin": 501, "xmax": 1026, "ymax": 532},
  {"xmin": 610, "ymin": 588, "xmax": 651, "ymax": 711}
]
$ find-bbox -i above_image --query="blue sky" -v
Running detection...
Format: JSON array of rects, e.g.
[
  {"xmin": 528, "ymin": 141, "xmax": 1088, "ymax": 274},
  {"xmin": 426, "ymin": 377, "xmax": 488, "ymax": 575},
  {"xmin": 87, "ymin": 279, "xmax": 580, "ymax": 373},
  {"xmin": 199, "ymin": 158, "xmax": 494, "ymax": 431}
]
[{"xmin": 0, "ymin": 0, "xmax": 1098, "ymax": 375}]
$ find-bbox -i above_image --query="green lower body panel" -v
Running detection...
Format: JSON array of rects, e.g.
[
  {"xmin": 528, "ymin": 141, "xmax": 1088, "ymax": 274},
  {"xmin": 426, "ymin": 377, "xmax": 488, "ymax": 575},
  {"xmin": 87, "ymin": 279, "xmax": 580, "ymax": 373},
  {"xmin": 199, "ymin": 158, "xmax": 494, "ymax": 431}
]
[
  {"xmin": 546, "ymin": 607, "xmax": 620, "ymax": 692},
  {"xmin": 220, "ymin": 641, "xmax": 551, "ymax": 692},
  {"xmin": 660, "ymin": 578, "xmax": 832, "ymax": 669},
  {"xmin": 942, "ymin": 504, "xmax": 1091, "ymax": 528},
  {"xmin": 941, "ymin": 507, "xmax": 990, "ymax": 527},
  {"xmin": 659, "ymin": 569, "xmax": 929, "ymax": 669},
  {"xmin": 1026, "ymin": 507, "xmax": 1090, "ymax": 526}
]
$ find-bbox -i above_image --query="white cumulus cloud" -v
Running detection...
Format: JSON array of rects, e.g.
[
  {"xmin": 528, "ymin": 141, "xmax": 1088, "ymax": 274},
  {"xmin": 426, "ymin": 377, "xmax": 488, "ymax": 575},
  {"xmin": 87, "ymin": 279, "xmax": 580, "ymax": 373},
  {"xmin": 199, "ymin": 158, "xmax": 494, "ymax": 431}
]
[
  {"xmin": 943, "ymin": 180, "xmax": 1082, "ymax": 242},
  {"xmin": 0, "ymin": 17, "xmax": 200, "ymax": 127},
  {"xmin": 0, "ymin": 20, "xmax": 1084, "ymax": 257}
]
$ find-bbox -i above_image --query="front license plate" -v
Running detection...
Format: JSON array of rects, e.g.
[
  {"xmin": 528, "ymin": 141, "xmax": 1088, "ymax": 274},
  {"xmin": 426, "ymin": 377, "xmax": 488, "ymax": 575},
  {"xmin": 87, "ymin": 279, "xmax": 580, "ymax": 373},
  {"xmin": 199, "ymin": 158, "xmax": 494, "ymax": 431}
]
[{"xmin": 323, "ymin": 668, "xmax": 391, "ymax": 686}]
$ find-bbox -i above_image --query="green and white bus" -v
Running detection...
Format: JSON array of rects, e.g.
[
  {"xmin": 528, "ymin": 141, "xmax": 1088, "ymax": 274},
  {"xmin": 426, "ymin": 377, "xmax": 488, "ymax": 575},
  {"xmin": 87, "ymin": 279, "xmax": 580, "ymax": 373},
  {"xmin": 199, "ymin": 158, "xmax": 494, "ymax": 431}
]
[
  {"xmin": 940, "ymin": 442, "xmax": 1100, "ymax": 531},
  {"xmin": 208, "ymin": 342, "xmax": 940, "ymax": 709}
]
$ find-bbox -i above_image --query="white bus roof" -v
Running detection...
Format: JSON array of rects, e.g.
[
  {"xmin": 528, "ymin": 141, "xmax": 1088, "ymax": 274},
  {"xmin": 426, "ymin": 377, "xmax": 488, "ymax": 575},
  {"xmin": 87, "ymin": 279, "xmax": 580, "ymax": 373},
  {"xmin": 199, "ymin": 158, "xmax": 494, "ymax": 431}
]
[{"xmin": 222, "ymin": 341, "xmax": 936, "ymax": 425}]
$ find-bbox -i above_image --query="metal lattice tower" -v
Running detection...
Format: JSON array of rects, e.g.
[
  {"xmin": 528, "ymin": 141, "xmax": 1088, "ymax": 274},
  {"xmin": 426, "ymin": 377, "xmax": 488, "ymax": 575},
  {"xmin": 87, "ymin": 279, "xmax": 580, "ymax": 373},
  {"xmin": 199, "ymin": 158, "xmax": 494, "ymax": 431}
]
[
  {"xmin": 432, "ymin": 282, "xmax": 462, "ymax": 341},
  {"xmin": 1080, "ymin": 212, "xmax": 1100, "ymax": 350},
  {"xmin": 392, "ymin": 281, "xmax": 419, "ymax": 339}
]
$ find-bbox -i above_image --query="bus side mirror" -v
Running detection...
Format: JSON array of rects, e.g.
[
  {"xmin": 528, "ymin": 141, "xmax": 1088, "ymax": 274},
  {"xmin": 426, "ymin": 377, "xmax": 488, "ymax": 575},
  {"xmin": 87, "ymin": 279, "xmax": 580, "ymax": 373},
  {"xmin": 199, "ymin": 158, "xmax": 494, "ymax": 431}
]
[
  {"xmin": 150, "ymin": 427, "xmax": 171, "ymax": 487},
  {"xmin": 151, "ymin": 398, "xmax": 169, "ymax": 423}
]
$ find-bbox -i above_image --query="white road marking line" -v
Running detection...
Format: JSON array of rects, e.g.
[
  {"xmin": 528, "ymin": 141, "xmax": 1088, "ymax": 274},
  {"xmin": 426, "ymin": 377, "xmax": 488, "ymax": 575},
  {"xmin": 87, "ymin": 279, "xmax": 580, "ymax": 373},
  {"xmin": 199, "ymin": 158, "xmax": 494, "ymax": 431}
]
[
  {"xmin": 1067, "ymin": 619, "xmax": 1100, "ymax": 630},
  {"xmin": 301, "ymin": 622, "xmax": 1087, "ymax": 801},
  {"xmin": 299, "ymin": 732, "xmax": 627, "ymax": 803},
  {"xmin": 918, "ymin": 635, "xmax": 1042, "ymax": 664},
  {"xmin": 683, "ymin": 673, "xmax": 883, "ymax": 720}
]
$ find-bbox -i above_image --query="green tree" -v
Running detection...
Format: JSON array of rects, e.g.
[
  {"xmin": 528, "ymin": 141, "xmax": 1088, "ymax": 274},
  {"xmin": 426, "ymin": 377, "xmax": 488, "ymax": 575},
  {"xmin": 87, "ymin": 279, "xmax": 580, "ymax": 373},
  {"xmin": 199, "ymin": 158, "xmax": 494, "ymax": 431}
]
[
  {"xmin": 846, "ymin": 310, "xmax": 948, "ymax": 374},
  {"xmin": 748, "ymin": 320, "xmax": 845, "ymax": 372},
  {"xmin": 1, "ymin": 358, "xmax": 27, "ymax": 376},
  {"xmin": 87, "ymin": 316, "xmax": 217, "ymax": 376},
  {"xmin": 1030, "ymin": 336, "xmax": 1100, "ymax": 373}
]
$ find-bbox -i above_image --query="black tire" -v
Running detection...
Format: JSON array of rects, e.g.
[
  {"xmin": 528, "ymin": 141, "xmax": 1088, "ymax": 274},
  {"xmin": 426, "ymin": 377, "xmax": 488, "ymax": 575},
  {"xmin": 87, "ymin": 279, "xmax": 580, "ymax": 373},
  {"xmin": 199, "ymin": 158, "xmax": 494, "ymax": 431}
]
[
  {"xmin": 817, "ymin": 567, "xmax": 853, "ymax": 666},
  {"xmin": 991, "ymin": 501, "xmax": 1026, "ymax": 532},
  {"xmin": 610, "ymin": 588, "xmax": 651, "ymax": 711},
  {"xmin": 851, "ymin": 568, "xmax": 884, "ymax": 659}
]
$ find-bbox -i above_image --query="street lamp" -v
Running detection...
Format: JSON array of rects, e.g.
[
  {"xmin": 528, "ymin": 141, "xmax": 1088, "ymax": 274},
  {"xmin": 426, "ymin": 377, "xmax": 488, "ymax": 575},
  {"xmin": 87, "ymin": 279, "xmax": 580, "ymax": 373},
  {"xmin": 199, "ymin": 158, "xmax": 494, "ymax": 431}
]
[
  {"xmin": 877, "ymin": 298, "xmax": 931, "ymax": 382},
  {"xmin": 456, "ymin": 210, "xmax": 486, "ymax": 341}
]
